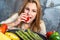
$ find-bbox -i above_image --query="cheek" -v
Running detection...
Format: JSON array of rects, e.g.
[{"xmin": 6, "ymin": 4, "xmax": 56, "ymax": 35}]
[
  {"xmin": 33, "ymin": 12, "xmax": 37, "ymax": 17},
  {"xmin": 32, "ymin": 13, "xmax": 37, "ymax": 19}
]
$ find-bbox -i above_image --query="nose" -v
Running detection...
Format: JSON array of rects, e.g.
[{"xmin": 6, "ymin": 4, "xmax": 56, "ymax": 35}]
[
  {"xmin": 27, "ymin": 11, "xmax": 32, "ymax": 17},
  {"xmin": 27, "ymin": 11, "xmax": 30, "ymax": 15}
]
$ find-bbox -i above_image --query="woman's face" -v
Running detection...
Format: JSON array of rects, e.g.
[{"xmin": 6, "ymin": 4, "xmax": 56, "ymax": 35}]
[{"xmin": 24, "ymin": 2, "xmax": 37, "ymax": 23}]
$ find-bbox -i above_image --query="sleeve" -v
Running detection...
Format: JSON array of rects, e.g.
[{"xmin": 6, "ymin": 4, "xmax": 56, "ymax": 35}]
[
  {"xmin": 0, "ymin": 13, "xmax": 18, "ymax": 24},
  {"xmin": 40, "ymin": 20, "xmax": 46, "ymax": 36}
]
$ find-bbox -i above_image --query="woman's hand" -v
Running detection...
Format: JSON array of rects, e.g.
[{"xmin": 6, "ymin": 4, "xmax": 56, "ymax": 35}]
[{"xmin": 18, "ymin": 13, "xmax": 30, "ymax": 23}]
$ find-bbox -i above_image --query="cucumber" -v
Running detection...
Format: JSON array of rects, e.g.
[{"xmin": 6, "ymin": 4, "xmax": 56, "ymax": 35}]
[
  {"xmin": 27, "ymin": 29, "xmax": 43, "ymax": 40},
  {"xmin": 21, "ymin": 30, "xmax": 33, "ymax": 40},
  {"xmin": 18, "ymin": 31, "xmax": 30, "ymax": 40},
  {"xmin": 27, "ymin": 29, "xmax": 37, "ymax": 40},
  {"xmin": 24, "ymin": 32, "xmax": 33, "ymax": 40},
  {"xmin": 32, "ymin": 32, "xmax": 43, "ymax": 40},
  {"xmin": 31, "ymin": 32, "xmax": 40, "ymax": 40},
  {"xmin": 16, "ymin": 31, "xmax": 26, "ymax": 40}
]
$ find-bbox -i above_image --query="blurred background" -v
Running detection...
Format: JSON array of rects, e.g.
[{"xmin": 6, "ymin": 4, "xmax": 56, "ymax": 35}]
[{"xmin": 0, "ymin": 0, "xmax": 60, "ymax": 33}]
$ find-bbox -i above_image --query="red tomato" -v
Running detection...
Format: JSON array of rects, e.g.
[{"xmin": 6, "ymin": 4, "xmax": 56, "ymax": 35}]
[
  {"xmin": 0, "ymin": 24, "xmax": 8, "ymax": 33},
  {"xmin": 25, "ymin": 17, "xmax": 30, "ymax": 22},
  {"xmin": 46, "ymin": 31, "xmax": 53, "ymax": 38}
]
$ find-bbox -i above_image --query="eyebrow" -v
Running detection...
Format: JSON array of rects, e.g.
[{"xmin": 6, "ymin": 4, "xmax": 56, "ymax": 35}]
[{"xmin": 25, "ymin": 7, "xmax": 37, "ymax": 11}]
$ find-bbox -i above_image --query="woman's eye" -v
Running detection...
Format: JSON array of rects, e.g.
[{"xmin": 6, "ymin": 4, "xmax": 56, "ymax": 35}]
[
  {"xmin": 32, "ymin": 10, "xmax": 36, "ymax": 12},
  {"xmin": 25, "ymin": 8, "xmax": 29, "ymax": 10}
]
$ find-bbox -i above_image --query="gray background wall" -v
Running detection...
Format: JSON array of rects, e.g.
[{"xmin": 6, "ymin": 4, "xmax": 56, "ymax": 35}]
[{"xmin": 0, "ymin": 0, "xmax": 60, "ymax": 33}]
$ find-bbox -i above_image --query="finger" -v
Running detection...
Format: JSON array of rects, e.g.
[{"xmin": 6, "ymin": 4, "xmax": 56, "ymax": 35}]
[
  {"xmin": 21, "ymin": 16, "xmax": 27, "ymax": 20},
  {"xmin": 21, "ymin": 20, "xmax": 26, "ymax": 22},
  {"xmin": 20, "ymin": 14, "xmax": 28, "ymax": 17},
  {"xmin": 21, "ymin": 15, "xmax": 28, "ymax": 19}
]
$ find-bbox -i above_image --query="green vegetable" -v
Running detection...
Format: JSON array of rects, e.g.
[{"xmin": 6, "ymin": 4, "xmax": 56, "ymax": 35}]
[
  {"xmin": 16, "ymin": 31, "xmax": 30, "ymax": 40},
  {"xmin": 21, "ymin": 30, "xmax": 33, "ymax": 40},
  {"xmin": 27, "ymin": 29, "xmax": 43, "ymax": 40},
  {"xmin": 52, "ymin": 32, "xmax": 59, "ymax": 35},
  {"xmin": 16, "ymin": 31, "xmax": 26, "ymax": 40},
  {"xmin": 49, "ymin": 35, "xmax": 60, "ymax": 40},
  {"xmin": 49, "ymin": 32, "xmax": 60, "ymax": 40},
  {"xmin": 16, "ymin": 29, "xmax": 43, "ymax": 40},
  {"xmin": 32, "ymin": 32, "xmax": 43, "ymax": 40},
  {"xmin": 27, "ymin": 29, "xmax": 36, "ymax": 40}
]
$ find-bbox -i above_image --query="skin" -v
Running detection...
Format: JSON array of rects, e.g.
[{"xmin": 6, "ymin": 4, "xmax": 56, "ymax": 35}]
[
  {"xmin": 18, "ymin": 3, "xmax": 37, "ymax": 30},
  {"xmin": 19, "ymin": 3, "xmax": 37, "ymax": 24}
]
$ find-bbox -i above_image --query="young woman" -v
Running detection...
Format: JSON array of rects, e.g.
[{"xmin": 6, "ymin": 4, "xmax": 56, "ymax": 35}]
[{"xmin": 0, "ymin": 0, "xmax": 46, "ymax": 35}]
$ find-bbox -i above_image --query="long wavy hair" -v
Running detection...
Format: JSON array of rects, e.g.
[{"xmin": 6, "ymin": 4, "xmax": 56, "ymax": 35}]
[{"xmin": 18, "ymin": 0, "xmax": 42, "ymax": 33}]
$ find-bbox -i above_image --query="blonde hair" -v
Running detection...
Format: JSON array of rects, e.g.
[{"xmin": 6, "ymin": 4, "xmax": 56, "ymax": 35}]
[{"xmin": 18, "ymin": 0, "xmax": 42, "ymax": 33}]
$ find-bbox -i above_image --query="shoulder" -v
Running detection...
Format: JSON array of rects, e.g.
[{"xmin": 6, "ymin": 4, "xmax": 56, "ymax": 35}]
[
  {"xmin": 40, "ymin": 20, "xmax": 46, "ymax": 35},
  {"xmin": 40, "ymin": 20, "xmax": 45, "ymax": 29},
  {"xmin": 40, "ymin": 20, "xmax": 45, "ymax": 25}
]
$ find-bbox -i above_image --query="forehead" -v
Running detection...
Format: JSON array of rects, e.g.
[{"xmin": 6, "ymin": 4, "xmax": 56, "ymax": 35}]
[{"xmin": 25, "ymin": 3, "xmax": 37, "ymax": 10}]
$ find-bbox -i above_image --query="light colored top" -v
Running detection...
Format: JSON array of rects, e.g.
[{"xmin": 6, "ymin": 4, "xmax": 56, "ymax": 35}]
[
  {"xmin": 0, "ymin": 13, "xmax": 46, "ymax": 35},
  {"xmin": 40, "ymin": 20, "xmax": 46, "ymax": 35}
]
